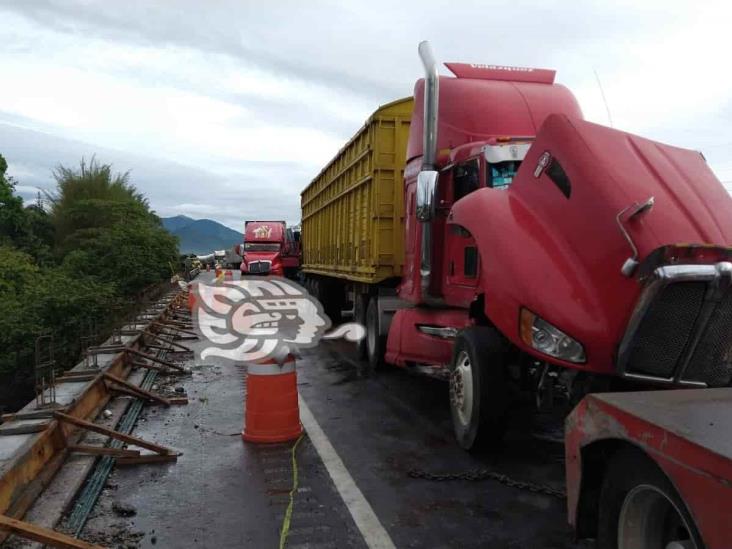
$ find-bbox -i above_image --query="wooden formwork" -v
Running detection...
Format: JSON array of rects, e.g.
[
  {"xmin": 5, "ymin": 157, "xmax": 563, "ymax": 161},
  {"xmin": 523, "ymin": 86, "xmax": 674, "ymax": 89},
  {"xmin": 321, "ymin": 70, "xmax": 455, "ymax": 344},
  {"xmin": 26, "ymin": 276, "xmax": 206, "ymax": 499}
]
[{"xmin": 0, "ymin": 288, "xmax": 191, "ymax": 547}]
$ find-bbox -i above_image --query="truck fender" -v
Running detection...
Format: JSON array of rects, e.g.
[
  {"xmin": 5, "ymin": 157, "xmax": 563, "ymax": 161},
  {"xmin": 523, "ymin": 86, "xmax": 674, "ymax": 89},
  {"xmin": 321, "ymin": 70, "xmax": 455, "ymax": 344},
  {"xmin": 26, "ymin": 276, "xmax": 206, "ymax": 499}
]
[{"xmin": 375, "ymin": 295, "xmax": 410, "ymax": 337}]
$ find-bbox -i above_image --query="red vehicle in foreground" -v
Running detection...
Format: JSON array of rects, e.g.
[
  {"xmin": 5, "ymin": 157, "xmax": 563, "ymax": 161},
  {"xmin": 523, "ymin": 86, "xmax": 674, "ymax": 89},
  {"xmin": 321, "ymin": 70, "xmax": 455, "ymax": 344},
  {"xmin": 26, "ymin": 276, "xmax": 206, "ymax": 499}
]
[
  {"xmin": 565, "ymin": 388, "xmax": 732, "ymax": 548},
  {"xmin": 238, "ymin": 220, "xmax": 301, "ymax": 278},
  {"xmin": 302, "ymin": 41, "xmax": 732, "ymax": 452},
  {"xmin": 296, "ymin": 41, "xmax": 732, "ymax": 548}
]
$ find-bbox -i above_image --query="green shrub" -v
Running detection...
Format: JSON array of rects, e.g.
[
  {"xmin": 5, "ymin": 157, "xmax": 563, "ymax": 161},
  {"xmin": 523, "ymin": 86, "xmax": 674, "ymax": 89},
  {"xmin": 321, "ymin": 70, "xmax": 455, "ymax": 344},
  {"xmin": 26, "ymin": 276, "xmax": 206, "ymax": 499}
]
[{"xmin": 0, "ymin": 154, "xmax": 179, "ymax": 386}]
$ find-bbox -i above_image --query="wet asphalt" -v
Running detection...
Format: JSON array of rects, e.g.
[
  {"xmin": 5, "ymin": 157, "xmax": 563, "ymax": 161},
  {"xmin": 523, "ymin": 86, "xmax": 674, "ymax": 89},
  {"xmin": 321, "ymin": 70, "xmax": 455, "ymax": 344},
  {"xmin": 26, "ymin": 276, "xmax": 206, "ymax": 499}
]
[
  {"xmin": 81, "ymin": 273, "xmax": 588, "ymax": 548},
  {"xmin": 297, "ymin": 340, "xmax": 580, "ymax": 549}
]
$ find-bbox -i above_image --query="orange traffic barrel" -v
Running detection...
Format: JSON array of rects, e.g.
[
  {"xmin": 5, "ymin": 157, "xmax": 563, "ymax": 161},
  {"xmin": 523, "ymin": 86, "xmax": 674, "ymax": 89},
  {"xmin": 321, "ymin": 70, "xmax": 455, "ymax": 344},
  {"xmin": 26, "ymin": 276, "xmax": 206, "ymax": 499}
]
[
  {"xmin": 242, "ymin": 354, "xmax": 302, "ymax": 443},
  {"xmin": 187, "ymin": 282, "xmax": 196, "ymax": 311},
  {"xmin": 224, "ymin": 269, "xmax": 233, "ymax": 280},
  {"xmin": 215, "ymin": 265, "xmax": 222, "ymax": 277}
]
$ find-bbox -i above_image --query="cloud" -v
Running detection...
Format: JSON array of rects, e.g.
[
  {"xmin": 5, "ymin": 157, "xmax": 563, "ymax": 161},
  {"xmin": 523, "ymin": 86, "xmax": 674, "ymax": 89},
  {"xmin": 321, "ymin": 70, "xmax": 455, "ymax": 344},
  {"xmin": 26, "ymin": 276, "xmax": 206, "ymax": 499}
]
[
  {"xmin": 0, "ymin": 0, "xmax": 401, "ymax": 99},
  {"xmin": 0, "ymin": 0, "xmax": 730, "ymax": 234},
  {"xmin": 0, "ymin": 123, "xmax": 304, "ymax": 228}
]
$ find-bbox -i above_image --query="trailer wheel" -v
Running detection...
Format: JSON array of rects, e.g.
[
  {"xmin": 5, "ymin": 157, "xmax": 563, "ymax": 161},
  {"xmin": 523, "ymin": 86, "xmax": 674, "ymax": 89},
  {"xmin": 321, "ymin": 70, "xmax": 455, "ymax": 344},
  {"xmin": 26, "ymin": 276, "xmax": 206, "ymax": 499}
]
[
  {"xmin": 598, "ymin": 448, "xmax": 702, "ymax": 549},
  {"xmin": 449, "ymin": 327, "xmax": 509, "ymax": 450},
  {"xmin": 354, "ymin": 294, "xmax": 369, "ymax": 360},
  {"xmin": 366, "ymin": 298, "xmax": 386, "ymax": 371}
]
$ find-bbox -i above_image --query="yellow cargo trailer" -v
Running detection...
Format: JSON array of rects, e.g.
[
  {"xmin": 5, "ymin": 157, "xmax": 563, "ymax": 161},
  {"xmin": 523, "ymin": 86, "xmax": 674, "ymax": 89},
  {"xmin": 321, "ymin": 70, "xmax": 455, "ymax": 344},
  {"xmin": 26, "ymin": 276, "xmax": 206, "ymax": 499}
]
[{"xmin": 301, "ymin": 97, "xmax": 413, "ymax": 285}]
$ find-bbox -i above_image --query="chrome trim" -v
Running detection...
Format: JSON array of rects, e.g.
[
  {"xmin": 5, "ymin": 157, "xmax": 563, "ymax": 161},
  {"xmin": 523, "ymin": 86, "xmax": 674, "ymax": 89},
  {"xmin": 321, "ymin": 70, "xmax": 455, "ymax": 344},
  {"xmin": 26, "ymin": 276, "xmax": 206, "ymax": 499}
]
[
  {"xmin": 617, "ymin": 261, "xmax": 732, "ymax": 386},
  {"xmin": 418, "ymin": 41, "xmax": 439, "ymax": 170},
  {"xmin": 616, "ymin": 197, "xmax": 654, "ymax": 277},
  {"xmin": 248, "ymin": 260, "xmax": 272, "ymax": 274},
  {"xmin": 418, "ymin": 41, "xmax": 439, "ymax": 299},
  {"xmin": 622, "ymin": 371, "xmax": 706, "ymax": 388},
  {"xmin": 416, "ymin": 170, "xmax": 438, "ymax": 222},
  {"xmin": 417, "ymin": 325, "xmax": 458, "ymax": 339},
  {"xmin": 483, "ymin": 142, "xmax": 531, "ymax": 164}
]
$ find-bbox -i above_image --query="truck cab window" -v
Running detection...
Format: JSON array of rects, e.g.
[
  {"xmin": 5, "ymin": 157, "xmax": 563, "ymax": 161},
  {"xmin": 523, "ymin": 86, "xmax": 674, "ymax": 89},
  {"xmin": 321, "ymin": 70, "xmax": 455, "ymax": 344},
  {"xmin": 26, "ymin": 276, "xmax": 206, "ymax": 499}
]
[
  {"xmin": 488, "ymin": 161, "xmax": 521, "ymax": 188},
  {"xmin": 464, "ymin": 246, "xmax": 478, "ymax": 278},
  {"xmin": 453, "ymin": 160, "xmax": 480, "ymax": 201}
]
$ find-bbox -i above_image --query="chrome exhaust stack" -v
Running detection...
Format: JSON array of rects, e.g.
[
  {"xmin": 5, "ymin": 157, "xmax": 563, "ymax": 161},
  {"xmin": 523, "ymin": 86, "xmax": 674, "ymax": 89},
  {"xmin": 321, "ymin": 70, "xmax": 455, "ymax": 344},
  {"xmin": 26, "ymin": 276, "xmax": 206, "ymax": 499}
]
[
  {"xmin": 418, "ymin": 41, "xmax": 439, "ymax": 170},
  {"xmin": 416, "ymin": 41, "xmax": 440, "ymax": 299}
]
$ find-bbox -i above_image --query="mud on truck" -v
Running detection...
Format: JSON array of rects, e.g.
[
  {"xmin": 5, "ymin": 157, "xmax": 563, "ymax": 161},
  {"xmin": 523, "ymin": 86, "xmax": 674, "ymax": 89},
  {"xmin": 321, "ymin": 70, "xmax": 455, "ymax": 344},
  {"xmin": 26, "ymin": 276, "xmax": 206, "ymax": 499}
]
[{"xmin": 300, "ymin": 42, "xmax": 732, "ymax": 453}]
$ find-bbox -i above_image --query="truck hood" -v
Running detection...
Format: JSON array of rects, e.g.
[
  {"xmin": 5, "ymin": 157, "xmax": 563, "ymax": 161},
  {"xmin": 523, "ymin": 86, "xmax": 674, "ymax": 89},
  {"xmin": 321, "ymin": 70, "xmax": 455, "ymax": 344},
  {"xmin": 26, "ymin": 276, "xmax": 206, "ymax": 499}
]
[{"xmin": 451, "ymin": 114, "xmax": 732, "ymax": 372}]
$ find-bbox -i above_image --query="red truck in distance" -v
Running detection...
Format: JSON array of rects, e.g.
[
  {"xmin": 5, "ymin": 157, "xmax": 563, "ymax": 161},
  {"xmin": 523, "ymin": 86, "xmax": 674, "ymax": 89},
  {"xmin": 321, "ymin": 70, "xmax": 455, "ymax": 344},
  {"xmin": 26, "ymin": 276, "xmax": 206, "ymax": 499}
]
[{"xmin": 237, "ymin": 221, "xmax": 301, "ymax": 278}]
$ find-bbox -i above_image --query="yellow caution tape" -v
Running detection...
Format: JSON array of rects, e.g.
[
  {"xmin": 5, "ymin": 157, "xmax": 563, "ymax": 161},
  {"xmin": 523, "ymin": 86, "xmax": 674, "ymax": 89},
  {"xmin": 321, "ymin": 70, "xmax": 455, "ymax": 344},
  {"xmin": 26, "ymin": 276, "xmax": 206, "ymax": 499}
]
[{"xmin": 279, "ymin": 434, "xmax": 304, "ymax": 549}]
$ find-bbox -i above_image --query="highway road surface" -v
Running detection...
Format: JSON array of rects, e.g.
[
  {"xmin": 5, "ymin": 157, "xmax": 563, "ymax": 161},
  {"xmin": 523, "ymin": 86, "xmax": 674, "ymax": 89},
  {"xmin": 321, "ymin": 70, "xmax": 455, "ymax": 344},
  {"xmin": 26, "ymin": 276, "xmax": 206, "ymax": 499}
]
[{"xmin": 84, "ymin": 272, "xmax": 586, "ymax": 549}]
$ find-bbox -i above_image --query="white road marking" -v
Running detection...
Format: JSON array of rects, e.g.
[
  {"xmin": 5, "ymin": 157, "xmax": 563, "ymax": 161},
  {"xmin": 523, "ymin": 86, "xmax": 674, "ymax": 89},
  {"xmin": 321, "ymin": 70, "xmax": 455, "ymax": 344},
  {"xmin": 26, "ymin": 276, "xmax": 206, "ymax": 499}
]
[{"xmin": 298, "ymin": 395, "xmax": 397, "ymax": 549}]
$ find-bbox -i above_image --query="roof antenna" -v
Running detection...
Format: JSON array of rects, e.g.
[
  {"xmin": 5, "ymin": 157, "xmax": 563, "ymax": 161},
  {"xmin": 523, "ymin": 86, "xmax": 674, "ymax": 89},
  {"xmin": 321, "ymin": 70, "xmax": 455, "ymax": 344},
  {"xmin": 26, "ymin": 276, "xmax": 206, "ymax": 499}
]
[{"xmin": 593, "ymin": 68, "xmax": 614, "ymax": 128}]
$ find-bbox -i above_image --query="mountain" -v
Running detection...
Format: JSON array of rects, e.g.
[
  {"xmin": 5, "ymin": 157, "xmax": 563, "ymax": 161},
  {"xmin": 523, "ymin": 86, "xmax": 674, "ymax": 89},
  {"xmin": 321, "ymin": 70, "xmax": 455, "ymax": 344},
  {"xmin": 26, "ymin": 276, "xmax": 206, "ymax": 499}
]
[
  {"xmin": 162, "ymin": 215, "xmax": 242, "ymax": 255},
  {"xmin": 162, "ymin": 215, "xmax": 196, "ymax": 233}
]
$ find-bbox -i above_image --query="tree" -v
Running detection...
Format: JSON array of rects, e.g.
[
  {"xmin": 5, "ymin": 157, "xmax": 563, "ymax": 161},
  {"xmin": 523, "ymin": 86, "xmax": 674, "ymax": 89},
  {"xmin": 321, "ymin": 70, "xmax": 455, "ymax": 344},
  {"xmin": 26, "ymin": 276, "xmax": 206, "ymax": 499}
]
[
  {"xmin": 62, "ymin": 219, "xmax": 179, "ymax": 295},
  {"xmin": 0, "ymin": 153, "xmax": 179, "ymax": 401},
  {"xmin": 0, "ymin": 154, "xmax": 28, "ymax": 246},
  {"xmin": 0, "ymin": 246, "xmax": 117, "ymax": 376},
  {"xmin": 21, "ymin": 203, "xmax": 54, "ymax": 265},
  {"xmin": 49, "ymin": 156, "xmax": 179, "ymax": 293},
  {"xmin": 0, "ymin": 154, "xmax": 54, "ymax": 263},
  {"xmin": 48, "ymin": 157, "xmax": 153, "ymax": 253}
]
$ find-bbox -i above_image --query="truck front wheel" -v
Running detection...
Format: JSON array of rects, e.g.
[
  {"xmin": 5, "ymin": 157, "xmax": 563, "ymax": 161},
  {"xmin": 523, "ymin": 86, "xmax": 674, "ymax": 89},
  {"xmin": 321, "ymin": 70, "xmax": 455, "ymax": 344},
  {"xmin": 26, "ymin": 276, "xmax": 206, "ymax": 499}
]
[
  {"xmin": 598, "ymin": 448, "xmax": 702, "ymax": 549},
  {"xmin": 449, "ymin": 327, "xmax": 509, "ymax": 451}
]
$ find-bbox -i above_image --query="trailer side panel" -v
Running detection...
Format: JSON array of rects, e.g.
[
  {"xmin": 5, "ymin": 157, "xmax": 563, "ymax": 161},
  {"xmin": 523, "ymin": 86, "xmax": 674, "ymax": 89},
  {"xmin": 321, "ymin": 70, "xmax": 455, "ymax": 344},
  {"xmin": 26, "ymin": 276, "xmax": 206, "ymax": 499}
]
[{"xmin": 300, "ymin": 97, "xmax": 412, "ymax": 285}]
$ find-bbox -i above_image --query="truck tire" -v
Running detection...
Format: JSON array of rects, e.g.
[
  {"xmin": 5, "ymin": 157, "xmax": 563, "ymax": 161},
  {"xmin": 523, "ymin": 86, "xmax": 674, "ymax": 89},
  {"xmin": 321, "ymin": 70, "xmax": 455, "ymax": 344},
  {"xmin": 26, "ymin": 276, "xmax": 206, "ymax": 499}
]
[
  {"xmin": 354, "ymin": 294, "xmax": 369, "ymax": 360},
  {"xmin": 366, "ymin": 298, "xmax": 386, "ymax": 372},
  {"xmin": 304, "ymin": 277, "xmax": 315, "ymax": 297},
  {"xmin": 449, "ymin": 326, "xmax": 509, "ymax": 451},
  {"xmin": 597, "ymin": 447, "xmax": 702, "ymax": 549}
]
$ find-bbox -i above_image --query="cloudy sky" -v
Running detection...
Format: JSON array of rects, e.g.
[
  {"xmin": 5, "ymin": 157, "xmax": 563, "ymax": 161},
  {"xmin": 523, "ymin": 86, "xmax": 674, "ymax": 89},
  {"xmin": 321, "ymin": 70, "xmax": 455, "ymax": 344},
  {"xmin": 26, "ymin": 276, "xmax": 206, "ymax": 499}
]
[{"xmin": 1, "ymin": 0, "xmax": 730, "ymax": 230}]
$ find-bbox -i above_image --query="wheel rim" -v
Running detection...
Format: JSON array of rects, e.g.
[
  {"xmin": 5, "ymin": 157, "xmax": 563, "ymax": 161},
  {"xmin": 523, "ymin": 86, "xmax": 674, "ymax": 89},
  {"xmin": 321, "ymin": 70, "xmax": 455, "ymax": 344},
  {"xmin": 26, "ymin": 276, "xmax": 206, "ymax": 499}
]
[
  {"xmin": 618, "ymin": 484, "xmax": 697, "ymax": 549},
  {"xmin": 450, "ymin": 351, "xmax": 473, "ymax": 427}
]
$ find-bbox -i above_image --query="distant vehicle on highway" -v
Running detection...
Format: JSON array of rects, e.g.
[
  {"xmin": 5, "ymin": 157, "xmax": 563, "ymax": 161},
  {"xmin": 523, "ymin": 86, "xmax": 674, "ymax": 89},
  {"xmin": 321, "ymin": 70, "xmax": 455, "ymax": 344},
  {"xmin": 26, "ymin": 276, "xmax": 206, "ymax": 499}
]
[{"xmin": 237, "ymin": 220, "xmax": 301, "ymax": 278}]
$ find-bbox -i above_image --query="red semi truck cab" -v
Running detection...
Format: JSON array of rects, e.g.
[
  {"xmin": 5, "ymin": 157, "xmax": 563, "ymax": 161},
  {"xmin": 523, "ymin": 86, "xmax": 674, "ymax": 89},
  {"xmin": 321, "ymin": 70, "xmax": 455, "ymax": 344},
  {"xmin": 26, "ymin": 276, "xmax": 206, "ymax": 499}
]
[
  {"xmin": 301, "ymin": 42, "xmax": 732, "ymax": 453},
  {"xmin": 390, "ymin": 43, "xmax": 732, "ymax": 449},
  {"xmin": 238, "ymin": 221, "xmax": 301, "ymax": 278}
]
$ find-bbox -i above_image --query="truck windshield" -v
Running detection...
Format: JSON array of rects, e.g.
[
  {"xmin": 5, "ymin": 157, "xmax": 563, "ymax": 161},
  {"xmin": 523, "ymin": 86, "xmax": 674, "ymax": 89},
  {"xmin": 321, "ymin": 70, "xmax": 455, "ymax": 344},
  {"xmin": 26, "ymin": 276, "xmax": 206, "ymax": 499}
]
[
  {"xmin": 488, "ymin": 161, "xmax": 521, "ymax": 188},
  {"xmin": 244, "ymin": 243, "xmax": 280, "ymax": 252}
]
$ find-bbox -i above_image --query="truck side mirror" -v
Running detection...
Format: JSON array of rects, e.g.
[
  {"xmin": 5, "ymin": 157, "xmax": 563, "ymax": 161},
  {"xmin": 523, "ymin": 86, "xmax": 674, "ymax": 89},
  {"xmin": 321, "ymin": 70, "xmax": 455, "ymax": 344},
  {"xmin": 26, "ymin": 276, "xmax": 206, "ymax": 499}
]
[{"xmin": 416, "ymin": 170, "xmax": 438, "ymax": 222}]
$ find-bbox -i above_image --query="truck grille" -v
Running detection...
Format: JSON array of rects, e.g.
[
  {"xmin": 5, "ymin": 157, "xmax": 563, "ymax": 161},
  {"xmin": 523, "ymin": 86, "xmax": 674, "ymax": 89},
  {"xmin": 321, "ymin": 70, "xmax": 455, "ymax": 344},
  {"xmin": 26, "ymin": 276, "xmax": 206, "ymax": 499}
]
[
  {"xmin": 248, "ymin": 261, "xmax": 271, "ymax": 274},
  {"xmin": 618, "ymin": 262, "xmax": 732, "ymax": 387},
  {"xmin": 684, "ymin": 289, "xmax": 732, "ymax": 386}
]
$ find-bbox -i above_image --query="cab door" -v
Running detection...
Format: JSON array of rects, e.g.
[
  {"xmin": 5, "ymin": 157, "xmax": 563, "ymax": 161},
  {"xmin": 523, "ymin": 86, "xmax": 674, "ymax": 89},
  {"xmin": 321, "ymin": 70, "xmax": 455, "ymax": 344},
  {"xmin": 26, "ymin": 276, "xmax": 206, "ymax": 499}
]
[{"xmin": 442, "ymin": 159, "xmax": 481, "ymax": 306}]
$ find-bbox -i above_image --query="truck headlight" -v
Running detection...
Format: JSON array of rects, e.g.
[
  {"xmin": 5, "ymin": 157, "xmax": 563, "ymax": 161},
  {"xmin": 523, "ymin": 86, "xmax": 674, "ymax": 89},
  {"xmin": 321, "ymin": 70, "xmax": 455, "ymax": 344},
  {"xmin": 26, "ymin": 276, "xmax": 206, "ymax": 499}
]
[{"xmin": 520, "ymin": 308, "xmax": 586, "ymax": 363}]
